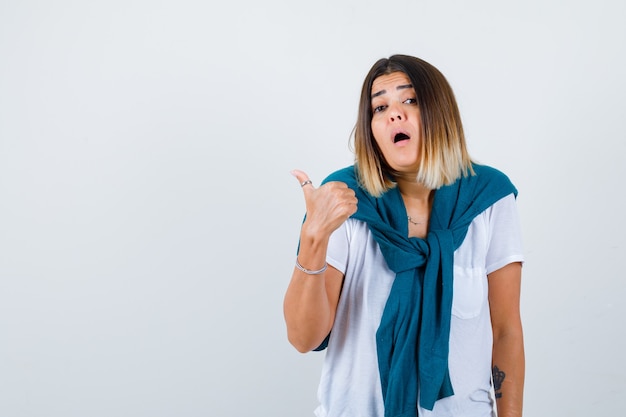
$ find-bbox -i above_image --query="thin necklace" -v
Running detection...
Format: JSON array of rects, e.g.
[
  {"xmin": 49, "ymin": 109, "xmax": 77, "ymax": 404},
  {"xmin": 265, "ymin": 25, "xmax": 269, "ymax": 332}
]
[{"xmin": 407, "ymin": 215, "xmax": 424, "ymax": 225}]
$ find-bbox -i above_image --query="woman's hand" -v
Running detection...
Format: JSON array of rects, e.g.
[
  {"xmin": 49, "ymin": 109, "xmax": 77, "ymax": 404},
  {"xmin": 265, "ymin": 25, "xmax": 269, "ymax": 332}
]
[{"xmin": 291, "ymin": 169, "xmax": 358, "ymax": 239}]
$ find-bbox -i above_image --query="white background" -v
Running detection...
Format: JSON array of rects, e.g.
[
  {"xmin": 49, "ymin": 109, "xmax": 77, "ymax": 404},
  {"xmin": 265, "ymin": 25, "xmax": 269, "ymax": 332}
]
[{"xmin": 1, "ymin": 1, "xmax": 625, "ymax": 416}]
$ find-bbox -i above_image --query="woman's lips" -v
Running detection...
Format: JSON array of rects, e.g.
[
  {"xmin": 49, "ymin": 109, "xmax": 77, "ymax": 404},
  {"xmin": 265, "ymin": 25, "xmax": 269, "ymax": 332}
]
[{"xmin": 393, "ymin": 132, "xmax": 410, "ymax": 143}]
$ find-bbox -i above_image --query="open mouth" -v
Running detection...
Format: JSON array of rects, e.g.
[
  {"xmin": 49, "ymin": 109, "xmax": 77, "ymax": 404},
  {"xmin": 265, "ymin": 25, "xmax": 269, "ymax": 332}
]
[{"xmin": 393, "ymin": 132, "xmax": 410, "ymax": 143}]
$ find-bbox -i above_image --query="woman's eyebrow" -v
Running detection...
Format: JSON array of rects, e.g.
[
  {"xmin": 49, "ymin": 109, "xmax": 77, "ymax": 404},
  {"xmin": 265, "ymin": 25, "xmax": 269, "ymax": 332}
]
[
  {"xmin": 371, "ymin": 84, "xmax": 413, "ymax": 99},
  {"xmin": 371, "ymin": 89, "xmax": 386, "ymax": 99}
]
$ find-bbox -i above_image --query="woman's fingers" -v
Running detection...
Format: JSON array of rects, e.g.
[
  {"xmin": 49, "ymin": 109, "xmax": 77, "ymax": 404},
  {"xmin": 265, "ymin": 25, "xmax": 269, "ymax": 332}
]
[
  {"xmin": 291, "ymin": 169, "xmax": 315, "ymax": 191},
  {"xmin": 291, "ymin": 170, "xmax": 357, "ymax": 235}
]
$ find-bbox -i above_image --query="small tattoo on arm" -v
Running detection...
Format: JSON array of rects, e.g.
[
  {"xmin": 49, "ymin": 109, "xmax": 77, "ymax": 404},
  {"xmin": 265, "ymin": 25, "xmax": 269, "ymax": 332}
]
[{"xmin": 492, "ymin": 365, "xmax": 506, "ymax": 399}]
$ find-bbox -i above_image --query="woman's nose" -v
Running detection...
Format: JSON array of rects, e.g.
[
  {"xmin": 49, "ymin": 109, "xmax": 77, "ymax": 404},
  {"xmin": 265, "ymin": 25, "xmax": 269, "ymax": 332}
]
[{"xmin": 388, "ymin": 104, "xmax": 405, "ymax": 122}]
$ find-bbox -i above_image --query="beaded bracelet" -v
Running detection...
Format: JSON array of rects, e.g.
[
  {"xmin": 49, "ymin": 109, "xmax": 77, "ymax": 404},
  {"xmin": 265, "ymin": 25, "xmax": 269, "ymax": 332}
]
[{"xmin": 295, "ymin": 258, "xmax": 328, "ymax": 275}]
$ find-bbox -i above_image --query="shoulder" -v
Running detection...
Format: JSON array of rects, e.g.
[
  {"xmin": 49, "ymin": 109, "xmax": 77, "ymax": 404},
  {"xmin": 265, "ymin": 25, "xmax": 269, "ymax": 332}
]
[
  {"xmin": 471, "ymin": 163, "xmax": 510, "ymax": 182},
  {"xmin": 321, "ymin": 165, "xmax": 381, "ymax": 207},
  {"xmin": 321, "ymin": 165, "xmax": 358, "ymax": 186},
  {"xmin": 468, "ymin": 163, "xmax": 518, "ymax": 198}
]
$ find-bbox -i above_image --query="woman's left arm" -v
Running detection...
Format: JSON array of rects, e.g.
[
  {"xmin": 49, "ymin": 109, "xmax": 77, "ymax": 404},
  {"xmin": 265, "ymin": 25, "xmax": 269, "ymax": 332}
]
[{"xmin": 488, "ymin": 261, "xmax": 525, "ymax": 417}]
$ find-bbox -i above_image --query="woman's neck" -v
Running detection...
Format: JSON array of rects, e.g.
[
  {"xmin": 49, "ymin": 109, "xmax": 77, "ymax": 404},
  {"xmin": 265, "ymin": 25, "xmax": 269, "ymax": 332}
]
[
  {"xmin": 397, "ymin": 177, "xmax": 434, "ymax": 238},
  {"xmin": 396, "ymin": 177, "xmax": 433, "ymax": 203}
]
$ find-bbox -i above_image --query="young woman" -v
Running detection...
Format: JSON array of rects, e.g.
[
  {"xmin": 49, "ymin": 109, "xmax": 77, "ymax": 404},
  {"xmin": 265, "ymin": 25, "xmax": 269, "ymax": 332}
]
[{"xmin": 284, "ymin": 54, "xmax": 524, "ymax": 417}]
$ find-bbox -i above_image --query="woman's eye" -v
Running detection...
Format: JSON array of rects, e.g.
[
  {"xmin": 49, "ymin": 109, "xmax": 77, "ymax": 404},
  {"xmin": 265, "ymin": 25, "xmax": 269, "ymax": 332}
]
[
  {"xmin": 404, "ymin": 98, "xmax": 417, "ymax": 105},
  {"xmin": 373, "ymin": 105, "xmax": 387, "ymax": 113}
]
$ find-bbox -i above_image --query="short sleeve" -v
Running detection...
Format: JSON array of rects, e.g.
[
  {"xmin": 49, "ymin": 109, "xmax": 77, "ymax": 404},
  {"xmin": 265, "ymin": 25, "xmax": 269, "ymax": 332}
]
[
  {"xmin": 326, "ymin": 220, "xmax": 350, "ymax": 274},
  {"xmin": 485, "ymin": 193, "xmax": 524, "ymax": 275}
]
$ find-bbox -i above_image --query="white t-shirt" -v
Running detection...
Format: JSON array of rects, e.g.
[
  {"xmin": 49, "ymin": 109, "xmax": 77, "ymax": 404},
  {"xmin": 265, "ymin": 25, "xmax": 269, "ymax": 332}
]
[{"xmin": 314, "ymin": 193, "xmax": 524, "ymax": 417}]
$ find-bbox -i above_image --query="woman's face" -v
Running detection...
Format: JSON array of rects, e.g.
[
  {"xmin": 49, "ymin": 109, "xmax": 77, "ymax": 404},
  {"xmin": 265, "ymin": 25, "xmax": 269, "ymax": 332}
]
[{"xmin": 370, "ymin": 72, "xmax": 422, "ymax": 174}]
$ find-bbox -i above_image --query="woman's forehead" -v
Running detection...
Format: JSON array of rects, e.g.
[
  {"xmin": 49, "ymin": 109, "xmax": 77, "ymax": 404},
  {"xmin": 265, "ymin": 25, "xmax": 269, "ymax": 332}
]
[{"xmin": 371, "ymin": 72, "xmax": 412, "ymax": 97}]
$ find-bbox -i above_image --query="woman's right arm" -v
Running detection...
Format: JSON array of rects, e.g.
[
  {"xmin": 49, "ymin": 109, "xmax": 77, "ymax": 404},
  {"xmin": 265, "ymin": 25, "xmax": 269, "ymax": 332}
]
[{"xmin": 283, "ymin": 170, "xmax": 357, "ymax": 353}]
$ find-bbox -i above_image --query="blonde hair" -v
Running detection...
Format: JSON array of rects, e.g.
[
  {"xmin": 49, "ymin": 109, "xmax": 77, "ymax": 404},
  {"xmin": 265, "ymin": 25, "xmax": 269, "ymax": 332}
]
[{"xmin": 354, "ymin": 55, "xmax": 474, "ymax": 197}]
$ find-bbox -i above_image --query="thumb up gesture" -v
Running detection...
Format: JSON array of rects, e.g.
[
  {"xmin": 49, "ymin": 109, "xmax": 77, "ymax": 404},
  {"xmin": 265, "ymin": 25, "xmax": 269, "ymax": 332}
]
[{"xmin": 291, "ymin": 169, "xmax": 358, "ymax": 237}]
